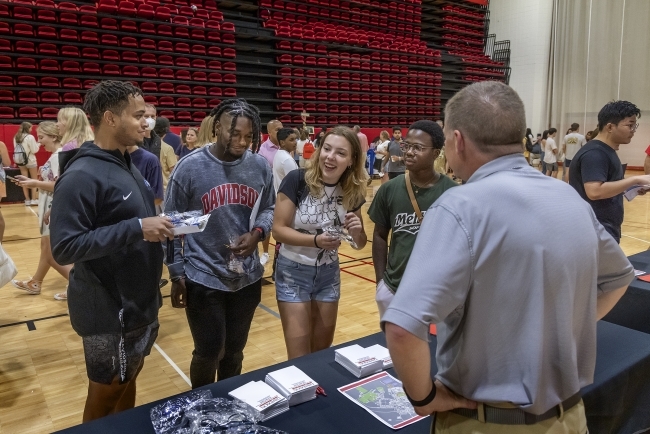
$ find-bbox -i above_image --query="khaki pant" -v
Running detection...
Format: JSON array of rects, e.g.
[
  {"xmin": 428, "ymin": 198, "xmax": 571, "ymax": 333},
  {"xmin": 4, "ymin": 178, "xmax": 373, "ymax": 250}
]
[
  {"xmin": 375, "ymin": 279, "xmax": 394, "ymax": 320},
  {"xmin": 433, "ymin": 401, "xmax": 588, "ymax": 434}
]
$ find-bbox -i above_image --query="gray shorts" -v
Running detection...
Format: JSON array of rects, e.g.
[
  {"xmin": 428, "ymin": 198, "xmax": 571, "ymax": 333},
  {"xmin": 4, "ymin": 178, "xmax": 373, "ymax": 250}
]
[
  {"xmin": 82, "ymin": 319, "xmax": 159, "ymax": 385},
  {"xmin": 275, "ymin": 254, "xmax": 340, "ymax": 302},
  {"xmin": 546, "ymin": 162, "xmax": 558, "ymax": 171}
]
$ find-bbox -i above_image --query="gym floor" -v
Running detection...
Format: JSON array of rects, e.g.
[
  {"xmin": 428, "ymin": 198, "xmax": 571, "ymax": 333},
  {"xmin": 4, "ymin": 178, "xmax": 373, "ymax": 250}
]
[{"xmin": 0, "ymin": 172, "xmax": 647, "ymax": 433}]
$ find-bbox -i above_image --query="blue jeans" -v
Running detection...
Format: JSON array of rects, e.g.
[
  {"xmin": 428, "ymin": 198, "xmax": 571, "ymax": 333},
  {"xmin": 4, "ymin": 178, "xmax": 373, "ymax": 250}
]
[{"xmin": 275, "ymin": 254, "xmax": 341, "ymax": 302}]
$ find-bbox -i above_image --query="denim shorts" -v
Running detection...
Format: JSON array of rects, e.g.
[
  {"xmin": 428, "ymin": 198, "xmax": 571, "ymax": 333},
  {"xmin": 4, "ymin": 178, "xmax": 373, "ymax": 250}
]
[{"xmin": 275, "ymin": 254, "xmax": 341, "ymax": 302}]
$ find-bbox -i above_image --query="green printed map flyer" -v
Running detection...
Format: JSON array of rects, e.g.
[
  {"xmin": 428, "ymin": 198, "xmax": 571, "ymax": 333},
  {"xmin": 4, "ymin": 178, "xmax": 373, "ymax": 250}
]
[{"xmin": 338, "ymin": 372, "xmax": 428, "ymax": 429}]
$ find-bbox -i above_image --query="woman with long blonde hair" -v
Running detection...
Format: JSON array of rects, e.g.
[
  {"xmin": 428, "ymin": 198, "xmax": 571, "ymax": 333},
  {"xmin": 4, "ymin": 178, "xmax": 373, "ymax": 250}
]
[
  {"xmin": 57, "ymin": 106, "xmax": 94, "ymax": 151},
  {"xmin": 196, "ymin": 115, "xmax": 215, "ymax": 148},
  {"xmin": 272, "ymin": 126, "xmax": 368, "ymax": 359},
  {"xmin": 12, "ymin": 121, "xmax": 72, "ymax": 300}
]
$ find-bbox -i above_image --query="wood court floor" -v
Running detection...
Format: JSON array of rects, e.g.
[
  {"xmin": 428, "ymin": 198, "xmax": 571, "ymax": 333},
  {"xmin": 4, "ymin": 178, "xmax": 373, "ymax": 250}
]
[{"xmin": 1, "ymin": 171, "xmax": 649, "ymax": 433}]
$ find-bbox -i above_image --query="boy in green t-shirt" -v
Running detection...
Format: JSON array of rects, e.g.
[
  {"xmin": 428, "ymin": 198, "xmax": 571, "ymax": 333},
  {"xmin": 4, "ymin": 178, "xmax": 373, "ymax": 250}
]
[{"xmin": 368, "ymin": 120, "xmax": 457, "ymax": 318}]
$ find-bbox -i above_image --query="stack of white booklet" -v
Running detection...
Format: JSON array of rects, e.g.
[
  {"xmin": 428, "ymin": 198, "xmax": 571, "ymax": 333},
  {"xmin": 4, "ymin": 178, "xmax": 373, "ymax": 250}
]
[
  {"xmin": 265, "ymin": 366, "xmax": 319, "ymax": 406},
  {"xmin": 365, "ymin": 344, "xmax": 393, "ymax": 369},
  {"xmin": 335, "ymin": 344, "xmax": 385, "ymax": 378},
  {"xmin": 228, "ymin": 381, "xmax": 289, "ymax": 421}
]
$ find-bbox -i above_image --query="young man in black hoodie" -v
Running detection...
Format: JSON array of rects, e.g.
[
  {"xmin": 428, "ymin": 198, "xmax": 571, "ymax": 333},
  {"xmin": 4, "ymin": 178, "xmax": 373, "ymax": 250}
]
[{"xmin": 50, "ymin": 81, "xmax": 175, "ymax": 422}]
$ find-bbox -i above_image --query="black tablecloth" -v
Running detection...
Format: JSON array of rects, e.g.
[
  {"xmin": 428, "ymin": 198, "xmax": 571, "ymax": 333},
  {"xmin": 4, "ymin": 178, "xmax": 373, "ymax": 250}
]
[
  {"xmin": 602, "ymin": 250, "xmax": 650, "ymax": 334},
  {"xmin": 57, "ymin": 321, "xmax": 650, "ymax": 434}
]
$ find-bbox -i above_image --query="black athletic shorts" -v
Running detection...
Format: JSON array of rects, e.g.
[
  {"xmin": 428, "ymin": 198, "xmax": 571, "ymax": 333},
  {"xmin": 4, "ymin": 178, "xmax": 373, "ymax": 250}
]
[{"xmin": 82, "ymin": 319, "xmax": 159, "ymax": 385}]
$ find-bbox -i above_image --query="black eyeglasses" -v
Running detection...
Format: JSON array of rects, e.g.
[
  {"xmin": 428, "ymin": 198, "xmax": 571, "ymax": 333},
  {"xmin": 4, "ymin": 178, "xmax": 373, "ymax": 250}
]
[{"xmin": 399, "ymin": 141, "xmax": 435, "ymax": 153}]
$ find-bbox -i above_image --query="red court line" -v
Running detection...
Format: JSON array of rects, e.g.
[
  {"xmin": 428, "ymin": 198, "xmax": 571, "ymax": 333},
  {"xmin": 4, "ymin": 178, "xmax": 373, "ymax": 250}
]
[
  {"xmin": 341, "ymin": 262, "xmax": 372, "ymax": 270},
  {"xmin": 340, "ymin": 267, "xmax": 376, "ymax": 284}
]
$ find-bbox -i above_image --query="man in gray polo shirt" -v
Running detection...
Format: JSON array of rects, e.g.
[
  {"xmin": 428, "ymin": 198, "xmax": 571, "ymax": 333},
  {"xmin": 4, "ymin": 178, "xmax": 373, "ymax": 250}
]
[{"xmin": 383, "ymin": 81, "xmax": 634, "ymax": 432}]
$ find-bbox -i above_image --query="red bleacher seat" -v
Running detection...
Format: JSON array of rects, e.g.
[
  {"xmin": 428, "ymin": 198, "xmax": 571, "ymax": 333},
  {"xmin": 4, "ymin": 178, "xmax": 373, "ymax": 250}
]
[
  {"xmin": 62, "ymin": 78, "xmax": 81, "ymax": 89},
  {"xmin": 121, "ymin": 20, "xmax": 138, "ymax": 32},
  {"xmin": 137, "ymin": 4, "xmax": 155, "ymax": 19},
  {"xmin": 174, "ymin": 26, "xmax": 190, "ymax": 39},
  {"xmin": 101, "ymin": 34, "xmax": 119, "ymax": 46},
  {"xmin": 40, "ymin": 59, "xmax": 59, "ymax": 71},
  {"xmin": 159, "ymin": 96, "xmax": 175, "ymax": 107},
  {"xmin": 81, "ymin": 31, "xmax": 99, "ymax": 44},
  {"xmin": 36, "ymin": 9, "xmax": 57, "ymax": 22},
  {"xmin": 17, "ymin": 77, "xmax": 36, "ymax": 88},
  {"xmin": 141, "ymin": 67, "xmax": 157, "ymax": 78},
  {"xmin": 63, "ymin": 93, "xmax": 83, "ymax": 104},
  {"xmin": 13, "ymin": 7, "xmax": 33, "ymax": 20},
  {"xmin": 158, "ymin": 110, "xmax": 174, "ymax": 120},
  {"xmin": 98, "ymin": 0, "xmax": 118, "ymax": 14},
  {"xmin": 58, "ymin": 2, "xmax": 78, "ymax": 11},
  {"xmin": 0, "ymin": 107, "xmax": 14, "ymax": 119},
  {"xmin": 14, "ymin": 23, "xmax": 34, "ymax": 37},
  {"xmin": 118, "ymin": 1, "xmax": 137, "ymax": 16},
  {"xmin": 41, "ymin": 92, "xmax": 61, "ymax": 103},
  {"xmin": 122, "ymin": 51, "xmax": 139, "ymax": 62},
  {"xmin": 123, "ymin": 66, "xmax": 140, "ymax": 76},
  {"xmin": 61, "ymin": 60, "xmax": 81, "ymax": 72},
  {"xmin": 155, "ymin": 7, "xmax": 171, "ymax": 21},
  {"xmin": 18, "ymin": 91, "xmax": 38, "ymax": 103},
  {"xmin": 60, "ymin": 12, "xmax": 78, "ymax": 25},
  {"xmin": 159, "ymin": 83, "xmax": 174, "ymax": 93},
  {"xmin": 141, "ymin": 82, "xmax": 157, "ymax": 92},
  {"xmin": 18, "ymin": 107, "xmax": 39, "ymax": 119},
  {"xmin": 0, "ymin": 90, "xmax": 14, "ymax": 102},
  {"xmin": 83, "ymin": 80, "xmax": 99, "ymax": 89},
  {"xmin": 159, "ymin": 68, "xmax": 174, "ymax": 79},
  {"xmin": 80, "ymin": 62, "xmax": 99, "ymax": 73}
]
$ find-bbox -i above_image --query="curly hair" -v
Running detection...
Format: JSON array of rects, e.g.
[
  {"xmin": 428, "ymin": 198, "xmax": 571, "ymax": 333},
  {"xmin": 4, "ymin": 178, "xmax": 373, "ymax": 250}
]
[
  {"xmin": 209, "ymin": 99, "xmax": 261, "ymax": 152},
  {"xmin": 305, "ymin": 126, "xmax": 368, "ymax": 211},
  {"xmin": 83, "ymin": 80, "xmax": 143, "ymax": 128}
]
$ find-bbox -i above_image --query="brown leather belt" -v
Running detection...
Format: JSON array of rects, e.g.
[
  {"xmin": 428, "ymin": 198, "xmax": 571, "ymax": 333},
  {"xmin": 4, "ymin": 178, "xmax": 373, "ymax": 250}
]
[{"xmin": 451, "ymin": 392, "xmax": 582, "ymax": 425}]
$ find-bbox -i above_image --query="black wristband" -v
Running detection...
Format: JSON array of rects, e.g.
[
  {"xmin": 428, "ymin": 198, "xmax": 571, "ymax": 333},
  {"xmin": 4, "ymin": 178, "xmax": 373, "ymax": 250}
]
[
  {"xmin": 314, "ymin": 234, "xmax": 320, "ymax": 248},
  {"xmin": 170, "ymin": 275, "xmax": 185, "ymax": 283},
  {"xmin": 403, "ymin": 380, "xmax": 437, "ymax": 407}
]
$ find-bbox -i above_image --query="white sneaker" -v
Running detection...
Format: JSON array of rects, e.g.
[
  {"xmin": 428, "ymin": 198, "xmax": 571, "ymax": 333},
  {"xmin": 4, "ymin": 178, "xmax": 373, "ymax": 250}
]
[
  {"xmin": 24, "ymin": 200, "xmax": 30, "ymax": 206},
  {"xmin": 30, "ymin": 199, "xmax": 39, "ymax": 206},
  {"xmin": 260, "ymin": 253, "xmax": 269, "ymax": 266}
]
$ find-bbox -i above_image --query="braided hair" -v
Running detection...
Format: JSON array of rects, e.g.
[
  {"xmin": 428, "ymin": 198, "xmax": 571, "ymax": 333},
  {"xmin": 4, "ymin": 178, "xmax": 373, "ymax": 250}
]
[
  {"xmin": 209, "ymin": 99, "xmax": 261, "ymax": 152},
  {"xmin": 83, "ymin": 80, "xmax": 143, "ymax": 129}
]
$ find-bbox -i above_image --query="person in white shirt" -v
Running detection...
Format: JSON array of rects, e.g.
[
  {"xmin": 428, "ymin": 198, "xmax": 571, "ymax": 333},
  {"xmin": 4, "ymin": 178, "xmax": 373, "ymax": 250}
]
[
  {"xmin": 295, "ymin": 129, "xmax": 310, "ymax": 168},
  {"xmin": 12, "ymin": 122, "xmax": 41, "ymax": 205},
  {"xmin": 544, "ymin": 128, "xmax": 558, "ymax": 178},
  {"xmin": 272, "ymin": 128, "xmax": 299, "ymax": 279},
  {"xmin": 273, "ymin": 128, "xmax": 299, "ymax": 193},
  {"xmin": 375, "ymin": 130, "xmax": 391, "ymax": 184},
  {"xmin": 562, "ymin": 123, "xmax": 586, "ymax": 182}
]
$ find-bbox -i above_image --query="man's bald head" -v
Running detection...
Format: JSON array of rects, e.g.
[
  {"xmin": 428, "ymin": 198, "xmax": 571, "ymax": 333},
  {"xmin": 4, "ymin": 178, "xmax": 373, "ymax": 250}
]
[{"xmin": 267, "ymin": 119, "xmax": 283, "ymax": 145}]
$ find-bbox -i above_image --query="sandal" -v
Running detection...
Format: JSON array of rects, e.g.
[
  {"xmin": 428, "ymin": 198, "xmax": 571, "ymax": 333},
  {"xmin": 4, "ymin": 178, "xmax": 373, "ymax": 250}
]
[
  {"xmin": 12, "ymin": 279, "xmax": 42, "ymax": 295},
  {"xmin": 54, "ymin": 291, "xmax": 67, "ymax": 301}
]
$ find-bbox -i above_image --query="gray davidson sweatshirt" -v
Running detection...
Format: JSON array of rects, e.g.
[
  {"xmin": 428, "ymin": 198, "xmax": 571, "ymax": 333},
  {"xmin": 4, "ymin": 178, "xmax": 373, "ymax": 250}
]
[{"xmin": 164, "ymin": 146, "xmax": 275, "ymax": 291}]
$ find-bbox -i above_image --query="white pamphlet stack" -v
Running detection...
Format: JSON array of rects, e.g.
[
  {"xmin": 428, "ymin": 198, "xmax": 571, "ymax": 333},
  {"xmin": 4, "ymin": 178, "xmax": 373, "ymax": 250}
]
[
  {"xmin": 265, "ymin": 366, "xmax": 319, "ymax": 406},
  {"xmin": 228, "ymin": 381, "xmax": 289, "ymax": 421},
  {"xmin": 334, "ymin": 344, "xmax": 384, "ymax": 378},
  {"xmin": 365, "ymin": 344, "xmax": 393, "ymax": 369}
]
